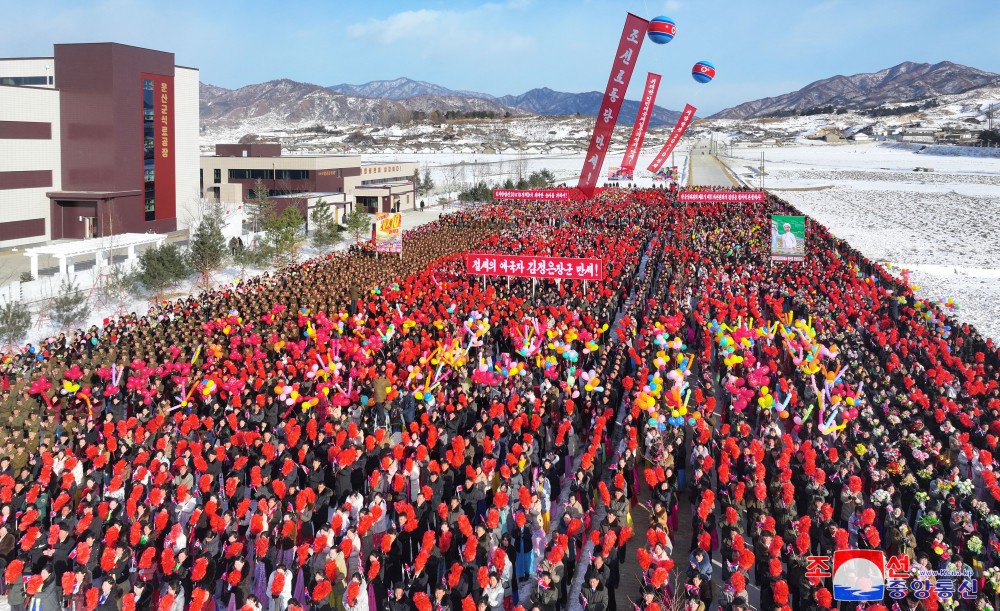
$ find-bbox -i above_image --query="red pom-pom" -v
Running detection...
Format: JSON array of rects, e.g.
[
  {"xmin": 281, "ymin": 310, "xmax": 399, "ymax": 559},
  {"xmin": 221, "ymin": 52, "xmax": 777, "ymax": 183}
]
[
  {"xmin": 192, "ymin": 557, "xmax": 208, "ymax": 582},
  {"xmin": 651, "ymin": 567, "xmax": 668, "ymax": 588},
  {"xmin": 158, "ymin": 594, "xmax": 175, "ymax": 611},
  {"xmin": 773, "ymin": 580, "xmax": 789, "ymax": 605},
  {"xmin": 598, "ymin": 481, "xmax": 611, "ymax": 506},
  {"xmin": 122, "ymin": 594, "xmax": 136, "ymax": 611},
  {"xmin": 769, "ymin": 557, "xmax": 782, "ymax": 577},
  {"xmin": 730, "ymin": 572, "xmax": 746, "ymax": 593},
  {"xmin": 637, "ymin": 548, "xmax": 651, "ymax": 571},
  {"xmin": 61, "ymin": 572, "xmax": 76, "ymax": 596},
  {"xmin": 698, "ymin": 531, "xmax": 711, "ymax": 551},
  {"xmin": 271, "ymin": 571, "xmax": 285, "ymax": 597},
  {"xmin": 324, "ymin": 560, "xmax": 339, "ymax": 581},
  {"xmin": 85, "ymin": 587, "xmax": 99, "ymax": 611},
  {"xmin": 5, "ymin": 560, "xmax": 25, "ymax": 584},
  {"xmin": 834, "ymin": 528, "xmax": 848, "ymax": 550},
  {"xmin": 312, "ymin": 581, "xmax": 332, "ymax": 602},
  {"xmin": 414, "ymin": 593, "xmax": 432, "ymax": 611}
]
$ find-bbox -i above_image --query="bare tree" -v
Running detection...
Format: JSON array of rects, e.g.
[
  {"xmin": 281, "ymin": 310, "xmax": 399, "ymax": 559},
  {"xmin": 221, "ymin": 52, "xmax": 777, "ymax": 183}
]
[{"xmin": 513, "ymin": 151, "xmax": 529, "ymax": 183}]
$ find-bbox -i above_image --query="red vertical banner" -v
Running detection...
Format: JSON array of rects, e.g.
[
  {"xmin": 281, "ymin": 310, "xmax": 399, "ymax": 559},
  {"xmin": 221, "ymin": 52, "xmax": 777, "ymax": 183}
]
[
  {"xmin": 154, "ymin": 75, "xmax": 175, "ymax": 220},
  {"xmin": 647, "ymin": 103, "xmax": 696, "ymax": 173},
  {"xmin": 577, "ymin": 13, "xmax": 649, "ymax": 198},
  {"xmin": 620, "ymin": 72, "xmax": 660, "ymax": 171}
]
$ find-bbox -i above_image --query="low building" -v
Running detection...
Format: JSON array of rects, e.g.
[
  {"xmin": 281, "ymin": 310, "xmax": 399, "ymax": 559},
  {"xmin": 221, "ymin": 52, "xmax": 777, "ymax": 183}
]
[
  {"xmin": 200, "ymin": 144, "xmax": 417, "ymax": 224},
  {"xmin": 0, "ymin": 43, "xmax": 199, "ymax": 247}
]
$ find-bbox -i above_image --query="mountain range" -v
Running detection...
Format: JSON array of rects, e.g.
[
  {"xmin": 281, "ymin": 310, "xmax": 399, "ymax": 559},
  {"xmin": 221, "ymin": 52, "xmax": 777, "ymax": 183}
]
[
  {"xmin": 200, "ymin": 61, "xmax": 1000, "ymax": 133},
  {"xmin": 200, "ymin": 78, "xmax": 684, "ymax": 131},
  {"xmin": 711, "ymin": 61, "xmax": 1000, "ymax": 119}
]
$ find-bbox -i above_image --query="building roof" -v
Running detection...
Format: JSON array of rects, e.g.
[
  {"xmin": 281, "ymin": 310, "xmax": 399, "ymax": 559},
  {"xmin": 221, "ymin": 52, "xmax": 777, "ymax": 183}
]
[
  {"xmin": 202, "ymin": 154, "xmax": 359, "ymax": 159},
  {"xmin": 24, "ymin": 233, "xmax": 166, "ymax": 258},
  {"xmin": 46, "ymin": 190, "xmax": 142, "ymax": 200},
  {"xmin": 270, "ymin": 192, "xmax": 344, "ymax": 199}
]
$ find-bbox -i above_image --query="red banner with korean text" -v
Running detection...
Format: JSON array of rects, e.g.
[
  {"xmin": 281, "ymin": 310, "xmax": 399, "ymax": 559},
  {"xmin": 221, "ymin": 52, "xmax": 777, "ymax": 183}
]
[
  {"xmin": 647, "ymin": 103, "xmax": 696, "ymax": 173},
  {"xmin": 620, "ymin": 72, "xmax": 660, "ymax": 171},
  {"xmin": 144, "ymin": 73, "xmax": 175, "ymax": 221},
  {"xmin": 493, "ymin": 189, "xmax": 571, "ymax": 201},
  {"xmin": 465, "ymin": 254, "xmax": 604, "ymax": 281},
  {"xmin": 678, "ymin": 191, "xmax": 767, "ymax": 203},
  {"xmin": 577, "ymin": 13, "xmax": 649, "ymax": 198}
]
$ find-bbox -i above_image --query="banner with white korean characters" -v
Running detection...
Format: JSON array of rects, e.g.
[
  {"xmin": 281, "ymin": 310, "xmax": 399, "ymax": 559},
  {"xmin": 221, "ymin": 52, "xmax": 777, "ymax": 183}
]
[
  {"xmin": 492, "ymin": 189, "xmax": 571, "ymax": 201},
  {"xmin": 620, "ymin": 72, "xmax": 660, "ymax": 171},
  {"xmin": 465, "ymin": 254, "xmax": 604, "ymax": 281},
  {"xmin": 577, "ymin": 13, "xmax": 649, "ymax": 198},
  {"xmin": 647, "ymin": 103, "xmax": 696, "ymax": 173}
]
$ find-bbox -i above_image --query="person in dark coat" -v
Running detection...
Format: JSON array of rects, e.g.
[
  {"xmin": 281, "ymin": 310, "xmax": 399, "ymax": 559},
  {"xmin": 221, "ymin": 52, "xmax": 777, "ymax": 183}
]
[
  {"xmin": 8, "ymin": 573, "xmax": 26, "ymax": 611},
  {"xmin": 30, "ymin": 565, "xmax": 62, "ymax": 611},
  {"xmin": 95, "ymin": 578, "xmax": 118, "ymax": 611},
  {"xmin": 65, "ymin": 568, "xmax": 93, "ymax": 611},
  {"xmin": 580, "ymin": 571, "xmax": 608, "ymax": 611}
]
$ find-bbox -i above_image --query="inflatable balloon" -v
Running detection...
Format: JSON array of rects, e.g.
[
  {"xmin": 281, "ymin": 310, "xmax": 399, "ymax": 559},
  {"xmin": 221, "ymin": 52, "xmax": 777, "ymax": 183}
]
[
  {"xmin": 647, "ymin": 16, "xmax": 676, "ymax": 44},
  {"xmin": 692, "ymin": 61, "xmax": 715, "ymax": 84}
]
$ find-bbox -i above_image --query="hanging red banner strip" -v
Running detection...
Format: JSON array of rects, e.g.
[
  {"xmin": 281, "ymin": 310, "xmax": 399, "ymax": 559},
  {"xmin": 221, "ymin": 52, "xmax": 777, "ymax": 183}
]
[
  {"xmin": 577, "ymin": 12, "xmax": 649, "ymax": 198},
  {"xmin": 620, "ymin": 72, "xmax": 660, "ymax": 171},
  {"xmin": 647, "ymin": 103, "xmax": 697, "ymax": 173}
]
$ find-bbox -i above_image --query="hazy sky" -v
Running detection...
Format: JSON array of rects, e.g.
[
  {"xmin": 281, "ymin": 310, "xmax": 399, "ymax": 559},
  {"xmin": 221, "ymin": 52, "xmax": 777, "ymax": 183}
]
[{"xmin": 2, "ymin": 0, "xmax": 998, "ymax": 114}]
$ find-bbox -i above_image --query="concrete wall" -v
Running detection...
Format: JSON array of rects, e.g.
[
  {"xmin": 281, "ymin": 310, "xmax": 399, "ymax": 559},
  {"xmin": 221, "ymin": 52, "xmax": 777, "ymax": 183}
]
[
  {"xmin": 0, "ymin": 58, "xmax": 56, "ymax": 87},
  {"xmin": 0, "ymin": 85, "xmax": 61, "ymax": 247},
  {"xmin": 174, "ymin": 66, "xmax": 201, "ymax": 229}
]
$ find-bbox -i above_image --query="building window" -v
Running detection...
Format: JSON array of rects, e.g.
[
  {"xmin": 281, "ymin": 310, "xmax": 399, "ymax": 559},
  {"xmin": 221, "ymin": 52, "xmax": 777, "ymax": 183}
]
[
  {"xmin": 356, "ymin": 196, "xmax": 379, "ymax": 213},
  {"xmin": 142, "ymin": 79, "xmax": 155, "ymax": 221},
  {"xmin": 227, "ymin": 169, "xmax": 311, "ymax": 181},
  {"xmin": 214, "ymin": 168, "xmax": 221, "ymax": 183},
  {"xmin": 229, "ymin": 169, "xmax": 273, "ymax": 180},
  {"xmin": 275, "ymin": 169, "xmax": 310, "ymax": 180},
  {"xmin": 0, "ymin": 75, "xmax": 49, "ymax": 86}
]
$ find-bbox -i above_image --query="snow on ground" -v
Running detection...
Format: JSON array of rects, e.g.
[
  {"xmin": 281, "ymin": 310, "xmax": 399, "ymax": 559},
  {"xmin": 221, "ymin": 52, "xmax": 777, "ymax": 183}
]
[
  {"xmin": 365, "ymin": 148, "xmax": 692, "ymax": 193},
  {"xmin": 722, "ymin": 142, "xmax": 1000, "ymax": 340}
]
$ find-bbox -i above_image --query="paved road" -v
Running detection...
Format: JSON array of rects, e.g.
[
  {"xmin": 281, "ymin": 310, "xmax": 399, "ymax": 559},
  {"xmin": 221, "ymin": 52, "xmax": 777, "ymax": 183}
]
[{"xmin": 688, "ymin": 140, "xmax": 738, "ymax": 187}]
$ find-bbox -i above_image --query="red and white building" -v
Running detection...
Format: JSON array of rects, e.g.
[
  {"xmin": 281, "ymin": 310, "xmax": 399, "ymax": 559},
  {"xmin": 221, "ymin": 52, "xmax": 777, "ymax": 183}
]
[{"xmin": 0, "ymin": 43, "xmax": 199, "ymax": 247}]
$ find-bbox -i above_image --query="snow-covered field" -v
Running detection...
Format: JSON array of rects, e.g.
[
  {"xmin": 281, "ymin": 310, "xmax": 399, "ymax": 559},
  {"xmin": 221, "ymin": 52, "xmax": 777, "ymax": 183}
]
[
  {"xmin": 722, "ymin": 142, "xmax": 1000, "ymax": 340},
  {"xmin": 365, "ymin": 148, "xmax": 692, "ymax": 193}
]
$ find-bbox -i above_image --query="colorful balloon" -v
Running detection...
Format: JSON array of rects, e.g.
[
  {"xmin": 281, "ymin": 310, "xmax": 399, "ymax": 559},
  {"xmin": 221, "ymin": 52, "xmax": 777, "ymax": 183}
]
[
  {"xmin": 647, "ymin": 16, "xmax": 676, "ymax": 44},
  {"xmin": 692, "ymin": 61, "xmax": 716, "ymax": 84}
]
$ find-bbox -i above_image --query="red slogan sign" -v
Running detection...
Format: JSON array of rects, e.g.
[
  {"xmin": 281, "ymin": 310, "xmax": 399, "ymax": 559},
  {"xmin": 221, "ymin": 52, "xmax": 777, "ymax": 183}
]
[
  {"xmin": 578, "ymin": 13, "xmax": 649, "ymax": 198},
  {"xmin": 620, "ymin": 72, "xmax": 660, "ymax": 171},
  {"xmin": 493, "ymin": 189, "xmax": 571, "ymax": 201},
  {"xmin": 466, "ymin": 254, "xmax": 604, "ymax": 281},
  {"xmin": 647, "ymin": 103, "xmax": 696, "ymax": 173},
  {"xmin": 678, "ymin": 191, "xmax": 767, "ymax": 203},
  {"xmin": 144, "ymin": 73, "xmax": 175, "ymax": 221}
]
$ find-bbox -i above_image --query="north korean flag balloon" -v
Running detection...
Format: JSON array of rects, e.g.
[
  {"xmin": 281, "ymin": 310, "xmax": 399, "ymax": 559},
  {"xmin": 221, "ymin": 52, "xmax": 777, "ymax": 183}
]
[
  {"xmin": 647, "ymin": 16, "xmax": 676, "ymax": 44},
  {"xmin": 692, "ymin": 61, "xmax": 716, "ymax": 84}
]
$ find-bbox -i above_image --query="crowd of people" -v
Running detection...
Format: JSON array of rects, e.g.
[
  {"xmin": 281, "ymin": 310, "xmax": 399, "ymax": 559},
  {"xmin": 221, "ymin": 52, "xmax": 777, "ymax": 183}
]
[{"xmin": 0, "ymin": 185, "xmax": 997, "ymax": 611}]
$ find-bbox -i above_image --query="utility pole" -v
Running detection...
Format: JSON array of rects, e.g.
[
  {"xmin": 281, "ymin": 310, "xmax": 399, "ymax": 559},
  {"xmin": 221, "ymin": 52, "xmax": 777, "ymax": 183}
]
[{"xmin": 761, "ymin": 152, "xmax": 765, "ymax": 190}]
